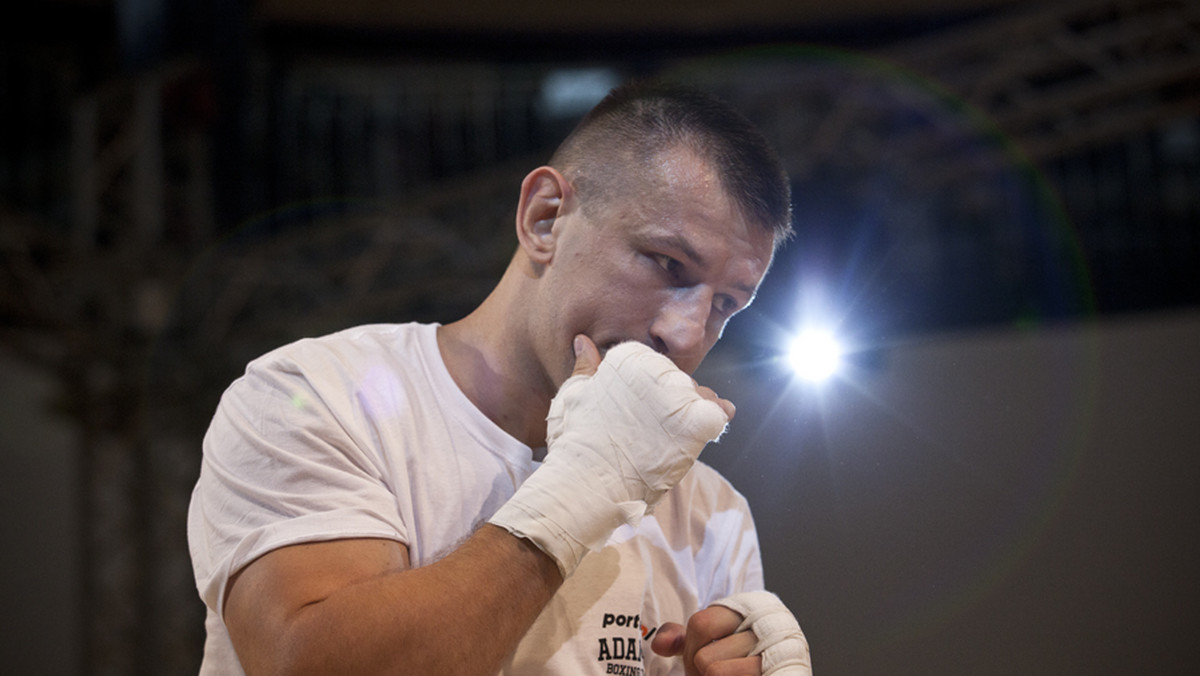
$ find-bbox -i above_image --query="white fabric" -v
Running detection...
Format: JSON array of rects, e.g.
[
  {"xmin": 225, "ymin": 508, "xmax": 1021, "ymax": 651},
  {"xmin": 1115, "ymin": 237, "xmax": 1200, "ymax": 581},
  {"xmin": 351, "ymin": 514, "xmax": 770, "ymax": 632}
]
[
  {"xmin": 713, "ymin": 591, "xmax": 812, "ymax": 675},
  {"xmin": 490, "ymin": 341, "xmax": 729, "ymax": 577},
  {"xmin": 188, "ymin": 323, "xmax": 763, "ymax": 675}
]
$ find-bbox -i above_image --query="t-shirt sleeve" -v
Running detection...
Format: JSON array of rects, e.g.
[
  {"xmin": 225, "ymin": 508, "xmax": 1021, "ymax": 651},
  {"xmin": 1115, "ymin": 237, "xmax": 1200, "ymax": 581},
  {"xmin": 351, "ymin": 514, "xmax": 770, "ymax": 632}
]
[
  {"xmin": 687, "ymin": 463, "xmax": 766, "ymax": 605},
  {"xmin": 187, "ymin": 347, "xmax": 409, "ymax": 618},
  {"xmin": 729, "ymin": 500, "xmax": 765, "ymax": 597},
  {"xmin": 709, "ymin": 489, "xmax": 765, "ymax": 602}
]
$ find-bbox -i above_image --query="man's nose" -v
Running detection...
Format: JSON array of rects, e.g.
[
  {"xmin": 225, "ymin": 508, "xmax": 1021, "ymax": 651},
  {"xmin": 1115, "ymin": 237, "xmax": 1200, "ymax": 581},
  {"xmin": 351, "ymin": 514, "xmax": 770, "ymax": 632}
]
[{"xmin": 650, "ymin": 289, "xmax": 711, "ymax": 363}]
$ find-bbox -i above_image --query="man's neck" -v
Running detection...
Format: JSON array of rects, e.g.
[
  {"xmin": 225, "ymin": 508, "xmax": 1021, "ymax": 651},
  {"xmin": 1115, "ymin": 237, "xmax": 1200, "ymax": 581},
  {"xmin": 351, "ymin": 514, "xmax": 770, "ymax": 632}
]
[{"xmin": 436, "ymin": 316, "xmax": 553, "ymax": 449}]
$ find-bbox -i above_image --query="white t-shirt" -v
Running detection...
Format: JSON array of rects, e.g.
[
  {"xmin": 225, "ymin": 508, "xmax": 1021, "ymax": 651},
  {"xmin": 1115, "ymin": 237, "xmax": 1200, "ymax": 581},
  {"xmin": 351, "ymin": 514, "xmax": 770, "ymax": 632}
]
[{"xmin": 188, "ymin": 323, "xmax": 764, "ymax": 675}]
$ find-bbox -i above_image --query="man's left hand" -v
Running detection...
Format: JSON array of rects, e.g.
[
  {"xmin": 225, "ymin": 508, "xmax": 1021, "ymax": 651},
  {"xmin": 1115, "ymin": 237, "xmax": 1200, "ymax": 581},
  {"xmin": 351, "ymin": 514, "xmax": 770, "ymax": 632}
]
[
  {"xmin": 651, "ymin": 594, "xmax": 812, "ymax": 676},
  {"xmin": 651, "ymin": 605, "xmax": 761, "ymax": 676}
]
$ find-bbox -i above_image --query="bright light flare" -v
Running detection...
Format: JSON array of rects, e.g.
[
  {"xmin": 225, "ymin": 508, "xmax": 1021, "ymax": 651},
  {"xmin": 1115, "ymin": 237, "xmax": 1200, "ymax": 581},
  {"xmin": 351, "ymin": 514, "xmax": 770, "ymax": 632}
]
[{"xmin": 786, "ymin": 329, "xmax": 843, "ymax": 382}]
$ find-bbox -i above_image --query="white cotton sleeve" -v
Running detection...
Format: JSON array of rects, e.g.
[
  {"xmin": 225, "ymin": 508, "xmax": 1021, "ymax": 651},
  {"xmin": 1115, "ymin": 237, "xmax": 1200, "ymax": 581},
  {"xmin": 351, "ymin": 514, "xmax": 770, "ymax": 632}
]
[{"xmin": 187, "ymin": 353, "xmax": 407, "ymax": 619}]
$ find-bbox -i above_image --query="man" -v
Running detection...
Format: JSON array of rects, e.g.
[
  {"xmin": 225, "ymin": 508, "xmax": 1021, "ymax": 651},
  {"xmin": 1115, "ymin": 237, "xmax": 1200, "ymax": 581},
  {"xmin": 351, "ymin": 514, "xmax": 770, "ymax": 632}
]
[{"xmin": 189, "ymin": 80, "xmax": 812, "ymax": 675}]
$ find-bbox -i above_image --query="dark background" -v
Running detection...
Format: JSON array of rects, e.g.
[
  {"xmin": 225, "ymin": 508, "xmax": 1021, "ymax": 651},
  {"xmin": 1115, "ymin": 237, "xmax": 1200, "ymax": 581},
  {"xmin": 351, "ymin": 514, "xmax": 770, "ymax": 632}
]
[{"xmin": 2, "ymin": 0, "xmax": 1198, "ymax": 673}]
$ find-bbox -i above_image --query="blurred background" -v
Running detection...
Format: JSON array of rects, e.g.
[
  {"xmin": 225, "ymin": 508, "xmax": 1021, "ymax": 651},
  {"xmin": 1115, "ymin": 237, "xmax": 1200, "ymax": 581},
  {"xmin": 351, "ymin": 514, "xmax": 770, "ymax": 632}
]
[{"xmin": 2, "ymin": 0, "xmax": 1198, "ymax": 674}]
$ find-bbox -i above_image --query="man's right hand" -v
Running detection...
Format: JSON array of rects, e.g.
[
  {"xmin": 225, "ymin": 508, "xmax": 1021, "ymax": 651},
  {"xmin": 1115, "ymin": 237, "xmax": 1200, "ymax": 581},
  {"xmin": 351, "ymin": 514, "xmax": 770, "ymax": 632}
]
[
  {"xmin": 569, "ymin": 334, "xmax": 736, "ymax": 419},
  {"xmin": 489, "ymin": 334, "xmax": 733, "ymax": 578}
]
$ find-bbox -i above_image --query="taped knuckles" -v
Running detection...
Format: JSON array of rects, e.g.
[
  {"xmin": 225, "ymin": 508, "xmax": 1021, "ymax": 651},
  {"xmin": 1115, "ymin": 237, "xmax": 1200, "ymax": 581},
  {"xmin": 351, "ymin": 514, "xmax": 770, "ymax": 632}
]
[{"xmin": 489, "ymin": 342, "xmax": 730, "ymax": 577}]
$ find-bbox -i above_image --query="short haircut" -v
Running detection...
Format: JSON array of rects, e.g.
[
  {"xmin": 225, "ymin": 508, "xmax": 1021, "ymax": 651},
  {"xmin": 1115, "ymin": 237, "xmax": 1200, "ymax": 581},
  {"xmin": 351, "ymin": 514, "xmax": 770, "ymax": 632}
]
[{"xmin": 549, "ymin": 80, "xmax": 793, "ymax": 246}]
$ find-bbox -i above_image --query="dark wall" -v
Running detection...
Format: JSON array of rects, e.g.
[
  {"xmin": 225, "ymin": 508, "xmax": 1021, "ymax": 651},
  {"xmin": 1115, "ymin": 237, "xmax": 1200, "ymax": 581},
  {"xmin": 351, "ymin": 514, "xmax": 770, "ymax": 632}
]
[{"xmin": 698, "ymin": 309, "xmax": 1200, "ymax": 675}]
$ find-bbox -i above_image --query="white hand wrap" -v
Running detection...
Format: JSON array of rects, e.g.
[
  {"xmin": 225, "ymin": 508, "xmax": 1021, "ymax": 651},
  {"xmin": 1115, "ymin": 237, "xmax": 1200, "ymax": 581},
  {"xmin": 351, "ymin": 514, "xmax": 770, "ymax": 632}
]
[
  {"xmin": 714, "ymin": 591, "xmax": 812, "ymax": 676},
  {"xmin": 489, "ymin": 341, "xmax": 729, "ymax": 578}
]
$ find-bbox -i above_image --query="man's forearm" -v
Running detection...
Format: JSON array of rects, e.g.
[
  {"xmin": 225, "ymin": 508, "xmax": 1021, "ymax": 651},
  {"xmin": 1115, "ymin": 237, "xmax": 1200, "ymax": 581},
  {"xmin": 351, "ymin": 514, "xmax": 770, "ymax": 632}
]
[{"xmin": 229, "ymin": 525, "xmax": 561, "ymax": 676}]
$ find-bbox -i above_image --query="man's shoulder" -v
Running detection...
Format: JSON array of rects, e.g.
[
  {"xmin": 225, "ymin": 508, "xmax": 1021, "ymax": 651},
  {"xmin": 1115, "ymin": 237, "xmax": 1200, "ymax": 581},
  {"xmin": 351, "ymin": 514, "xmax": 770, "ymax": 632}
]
[
  {"xmin": 221, "ymin": 322, "xmax": 443, "ymax": 413},
  {"xmin": 670, "ymin": 460, "xmax": 752, "ymax": 513},
  {"xmin": 246, "ymin": 322, "xmax": 434, "ymax": 372},
  {"xmin": 684, "ymin": 460, "xmax": 730, "ymax": 487}
]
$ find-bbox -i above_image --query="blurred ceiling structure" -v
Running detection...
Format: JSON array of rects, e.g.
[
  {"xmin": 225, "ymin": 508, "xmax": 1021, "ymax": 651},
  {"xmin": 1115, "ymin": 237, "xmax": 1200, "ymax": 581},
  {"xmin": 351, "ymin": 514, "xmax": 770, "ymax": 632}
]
[
  {"xmin": 251, "ymin": 0, "xmax": 1024, "ymax": 33},
  {"xmin": 2, "ymin": 1, "xmax": 1198, "ymax": 674}
]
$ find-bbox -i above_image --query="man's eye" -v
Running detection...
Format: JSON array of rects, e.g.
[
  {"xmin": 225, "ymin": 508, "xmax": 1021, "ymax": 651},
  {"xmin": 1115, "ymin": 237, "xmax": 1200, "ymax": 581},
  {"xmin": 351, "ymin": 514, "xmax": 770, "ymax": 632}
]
[
  {"xmin": 715, "ymin": 296, "xmax": 739, "ymax": 316},
  {"xmin": 653, "ymin": 254, "xmax": 681, "ymax": 276}
]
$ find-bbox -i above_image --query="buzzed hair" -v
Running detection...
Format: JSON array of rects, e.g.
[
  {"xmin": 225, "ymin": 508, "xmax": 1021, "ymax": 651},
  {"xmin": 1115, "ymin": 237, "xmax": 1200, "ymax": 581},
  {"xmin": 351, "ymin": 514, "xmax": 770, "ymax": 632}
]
[{"xmin": 549, "ymin": 80, "xmax": 793, "ymax": 246}]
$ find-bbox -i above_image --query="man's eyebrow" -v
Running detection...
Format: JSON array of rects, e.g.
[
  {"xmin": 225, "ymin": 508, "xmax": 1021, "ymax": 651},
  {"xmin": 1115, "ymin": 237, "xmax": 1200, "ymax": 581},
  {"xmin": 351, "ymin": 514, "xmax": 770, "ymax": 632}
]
[
  {"xmin": 642, "ymin": 232, "xmax": 706, "ymax": 267},
  {"xmin": 731, "ymin": 281, "xmax": 759, "ymax": 299}
]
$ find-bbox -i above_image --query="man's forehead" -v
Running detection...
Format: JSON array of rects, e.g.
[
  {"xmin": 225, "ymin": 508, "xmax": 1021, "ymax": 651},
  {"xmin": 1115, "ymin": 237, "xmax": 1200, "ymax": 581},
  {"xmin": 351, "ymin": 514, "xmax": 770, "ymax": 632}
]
[{"xmin": 576, "ymin": 144, "xmax": 778, "ymax": 267}]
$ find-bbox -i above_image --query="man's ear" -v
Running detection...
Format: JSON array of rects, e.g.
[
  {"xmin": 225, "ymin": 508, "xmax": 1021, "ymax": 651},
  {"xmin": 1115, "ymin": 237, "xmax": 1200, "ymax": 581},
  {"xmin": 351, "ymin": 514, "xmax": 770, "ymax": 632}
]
[{"xmin": 515, "ymin": 166, "xmax": 569, "ymax": 265}]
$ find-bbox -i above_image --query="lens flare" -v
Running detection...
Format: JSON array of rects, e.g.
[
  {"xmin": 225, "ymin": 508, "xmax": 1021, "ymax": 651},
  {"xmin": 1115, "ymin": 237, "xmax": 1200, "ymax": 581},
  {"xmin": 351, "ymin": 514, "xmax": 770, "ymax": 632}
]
[{"xmin": 786, "ymin": 330, "xmax": 842, "ymax": 382}]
